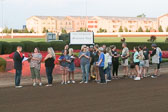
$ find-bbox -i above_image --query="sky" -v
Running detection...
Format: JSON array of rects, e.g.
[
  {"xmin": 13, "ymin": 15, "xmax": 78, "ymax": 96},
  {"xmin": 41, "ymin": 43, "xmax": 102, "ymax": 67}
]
[{"xmin": 0, "ymin": 0, "xmax": 167, "ymax": 29}]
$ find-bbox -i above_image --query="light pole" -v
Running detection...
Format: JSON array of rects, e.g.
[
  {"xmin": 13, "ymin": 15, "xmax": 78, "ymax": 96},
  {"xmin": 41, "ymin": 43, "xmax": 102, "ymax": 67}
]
[
  {"xmin": 1, "ymin": 0, "xmax": 4, "ymax": 39},
  {"xmin": 85, "ymin": 0, "xmax": 88, "ymax": 32}
]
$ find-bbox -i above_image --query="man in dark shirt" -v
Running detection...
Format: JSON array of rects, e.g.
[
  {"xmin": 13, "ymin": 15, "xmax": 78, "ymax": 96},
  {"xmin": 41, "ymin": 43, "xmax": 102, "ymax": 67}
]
[
  {"xmin": 143, "ymin": 45, "xmax": 150, "ymax": 77},
  {"xmin": 13, "ymin": 46, "xmax": 24, "ymax": 88}
]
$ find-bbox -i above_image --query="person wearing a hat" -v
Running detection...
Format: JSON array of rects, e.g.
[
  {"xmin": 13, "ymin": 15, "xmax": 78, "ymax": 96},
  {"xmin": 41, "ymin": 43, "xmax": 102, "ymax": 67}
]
[
  {"xmin": 96, "ymin": 47, "xmax": 106, "ymax": 84},
  {"xmin": 150, "ymin": 44, "xmax": 160, "ymax": 78}
]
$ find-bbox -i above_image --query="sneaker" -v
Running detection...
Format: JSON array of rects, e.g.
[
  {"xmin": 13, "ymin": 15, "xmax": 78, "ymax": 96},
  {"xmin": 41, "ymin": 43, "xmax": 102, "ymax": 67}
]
[
  {"xmin": 46, "ymin": 84, "xmax": 52, "ymax": 87},
  {"xmin": 134, "ymin": 77, "xmax": 141, "ymax": 81},
  {"xmin": 67, "ymin": 81, "xmax": 71, "ymax": 84},
  {"xmin": 151, "ymin": 75, "xmax": 157, "ymax": 78},
  {"xmin": 84, "ymin": 81, "xmax": 88, "ymax": 84},
  {"xmin": 64, "ymin": 82, "xmax": 67, "ymax": 85},
  {"xmin": 61, "ymin": 81, "xmax": 65, "ymax": 85},
  {"xmin": 80, "ymin": 81, "xmax": 84, "ymax": 84},
  {"xmin": 106, "ymin": 79, "xmax": 111, "ymax": 82},
  {"xmin": 39, "ymin": 83, "xmax": 42, "ymax": 86},
  {"xmin": 71, "ymin": 80, "xmax": 75, "ymax": 84},
  {"xmin": 33, "ymin": 83, "xmax": 36, "ymax": 87},
  {"xmin": 15, "ymin": 86, "xmax": 23, "ymax": 88}
]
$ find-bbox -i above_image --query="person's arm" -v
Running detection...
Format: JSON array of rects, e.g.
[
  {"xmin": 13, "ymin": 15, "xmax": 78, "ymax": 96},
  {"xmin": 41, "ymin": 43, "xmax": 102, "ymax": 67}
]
[
  {"xmin": 150, "ymin": 49, "xmax": 156, "ymax": 57},
  {"xmin": 84, "ymin": 52, "xmax": 90, "ymax": 59},
  {"xmin": 97, "ymin": 59, "xmax": 103, "ymax": 66},
  {"xmin": 44, "ymin": 54, "xmax": 52, "ymax": 61}
]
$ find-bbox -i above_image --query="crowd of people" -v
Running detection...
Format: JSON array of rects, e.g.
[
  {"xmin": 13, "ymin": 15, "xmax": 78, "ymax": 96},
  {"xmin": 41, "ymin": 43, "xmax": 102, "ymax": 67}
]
[{"xmin": 13, "ymin": 43, "xmax": 162, "ymax": 88}]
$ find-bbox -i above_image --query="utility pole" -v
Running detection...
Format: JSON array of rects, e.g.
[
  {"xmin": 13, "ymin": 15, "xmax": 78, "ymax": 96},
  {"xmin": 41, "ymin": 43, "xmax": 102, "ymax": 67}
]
[
  {"xmin": 1, "ymin": 0, "xmax": 4, "ymax": 39},
  {"xmin": 85, "ymin": 0, "xmax": 88, "ymax": 32}
]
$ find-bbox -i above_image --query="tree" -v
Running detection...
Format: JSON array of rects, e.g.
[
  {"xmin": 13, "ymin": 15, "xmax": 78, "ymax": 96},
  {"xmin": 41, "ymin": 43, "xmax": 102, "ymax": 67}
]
[
  {"xmin": 30, "ymin": 28, "xmax": 35, "ymax": 33},
  {"xmin": 166, "ymin": 26, "xmax": 168, "ymax": 32},
  {"xmin": 146, "ymin": 28, "xmax": 150, "ymax": 32},
  {"xmin": 124, "ymin": 27, "xmax": 128, "ymax": 32},
  {"xmin": 158, "ymin": 25, "xmax": 163, "ymax": 32},
  {"xmin": 79, "ymin": 27, "xmax": 87, "ymax": 32},
  {"xmin": 61, "ymin": 28, "xmax": 67, "ymax": 34},
  {"xmin": 97, "ymin": 28, "xmax": 107, "ymax": 33},
  {"xmin": 138, "ymin": 27, "xmax": 143, "ymax": 32},
  {"xmin": 42, "ymin": 27, "xmax": 48, "ymax": 33},
  {"xmin": 137, "ymin": 13, "xmax": 146, "ymax": 18},
  {"xmin": 118, "ymin": 26, "xmax": 123, "ymax": 32},
  {"xmin": 22, "ymin": 27, "xmax": 29, "ymax": 33}
]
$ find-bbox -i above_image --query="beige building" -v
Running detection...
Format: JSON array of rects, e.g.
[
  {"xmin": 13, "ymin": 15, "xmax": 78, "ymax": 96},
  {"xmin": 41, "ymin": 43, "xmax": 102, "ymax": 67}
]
[
  {"xmin": 158, "ymin": 14, "xmax": 168, "ymax": 32},
  {"xmin": 26, "ymin": 14, "xmax": 168, "ymax": 33}
]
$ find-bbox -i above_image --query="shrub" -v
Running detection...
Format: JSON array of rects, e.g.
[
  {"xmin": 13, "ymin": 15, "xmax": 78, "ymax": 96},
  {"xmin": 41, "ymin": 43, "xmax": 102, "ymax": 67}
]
[
  {"xmin": 21, "ymin": 41, "xmax": 38, "ymax": 52},
  {"xmin": 10, "ymin": 42, "xmax": 24, "ymax": 53},
  {"xmin": 0, "ymin": 42, "xmax": 12, "ymax": 54},
  {"xmin": 0, "ymin": 43, "xmax": 2, "ymax": 54},
  {"xmin": 50, "ymin": 41, "xmax": 66, "ymax": 51},
  {"xmin": 0, "ymin": 57, "xmax": 6, "ymax": 72},
  {"xmin": 37, "ymin": 42, "xmax": 51, "ymax": 51},
  {"xmin": 59, "ymin": 33, "xmax": 70, "ymax": 43}
]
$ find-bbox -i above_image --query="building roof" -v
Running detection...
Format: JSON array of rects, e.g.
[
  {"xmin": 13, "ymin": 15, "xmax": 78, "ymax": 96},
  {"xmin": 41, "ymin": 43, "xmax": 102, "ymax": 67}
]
[{"xmin": 29, "ymin": 15, "xmax": 157, "ymax": 21}]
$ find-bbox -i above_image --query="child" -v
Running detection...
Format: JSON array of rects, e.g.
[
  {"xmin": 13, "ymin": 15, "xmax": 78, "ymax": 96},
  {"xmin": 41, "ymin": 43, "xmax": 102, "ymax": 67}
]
[
  {"xmin": 58, "ymin": 50, "xmax": 70, "ymax": 84},
  {"xmin": 67, "ymin": 48, "xmax": 76, "ymax": 84},
  {"xmin": 129, "ymin": 53, "xmax": 136, "ymax": 78}
]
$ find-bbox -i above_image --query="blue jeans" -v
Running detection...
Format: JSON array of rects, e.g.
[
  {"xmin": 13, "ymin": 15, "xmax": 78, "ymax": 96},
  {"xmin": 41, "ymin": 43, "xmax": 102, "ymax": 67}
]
[
  {"xmin": 99, "ymin": 67, "xmax": 106, "ymax": 83},
  {"xmin": 46, "ymin": 66, "xmax": 54, "ymax": 84},
  {"xmin": 81, "ymin": 63, "xmax": 90, "ymax": 82},
  {"xmin": 106, "ymin": 62, "xmax": 112, "ymax": 80},
  {"xmin": 15, "ymin": 69, "xmax": 22, "ymax": 86}
]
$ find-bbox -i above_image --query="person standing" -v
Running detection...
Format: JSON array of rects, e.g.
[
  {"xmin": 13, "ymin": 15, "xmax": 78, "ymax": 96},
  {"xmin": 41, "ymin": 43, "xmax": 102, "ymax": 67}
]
[
  {"xmin": 93, "ymin": 44, "xmax": 100, "ymax": 82},
  {"xmin": 68, "ymin": 48, "xmax": 75, "ymax": 84},
  {"xmin": 111, "ymin": 45, "xmax": 120, "ymax": 79},
  {"xmin": 79, "ymin": 45, "xmax": 90, "ymax": 84},
  {"xmin": 97, "ymin": 47, "xmax": 106, "ymax": 84},
  {"xmin": 13, "ymin": 46, "xmax": 24, "ymax": 88},
  {"xmin": 58, "ymin": 50, "xmax": 70, "ymax": 85},
  {"xmin": 44, "ymin": 47, "xmax": 55, "ymax": 87},
  {"xmin": 133, "ymin": 47, "xmax": 141, "ymax": 81},
  {"xmin": 121, "ymin": 43, "xmax": 130, "ymax": 77},
  {"xmin": 143, "ymin": 45, "xmax": 150, "ymax": 77},
  {"xmin": 138, "ymin": 46, "xmax": 145, "ymax": 78},
  {"xmin": 150, "ymin": 44, "xmax": 160, "ymax": 78},
  {"xmin": 29, "ymin": 48, "xmax": 42, "ymax": 86}
]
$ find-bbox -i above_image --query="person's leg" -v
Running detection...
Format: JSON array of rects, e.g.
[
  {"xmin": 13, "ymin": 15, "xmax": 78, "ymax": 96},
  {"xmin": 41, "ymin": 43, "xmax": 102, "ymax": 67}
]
[
  {"xmin": 15, "ymin": 69, "xmax": 22, "ymax": 86},
  {"xmin": 85, "ymin": 64, "xmax": 90, "ymax": 82},
  {"xmin": 35, "ymin": 68, "xmax": 41, "ymax": 84},
  {"xmin": 81, "ymin": 64, "xmax": 86, "ymax": 82},
  {"xmin": 72, "ymin": 71, "xmax": 74, "ymax": 81},
  {"xmin": 112, "ymin": 63, "xmax": 115, "ymax": 77},
  {"xmin": 116, "ymin": 64, "xmax": 119, "ymax": 77},
  {"xmin": 30, "ymin": 68, "xmax": 36, "ymax": 84},
  {"xmin": 135, "ymin": 65, "xmax": 140, "ymax": 77},
  {"xmin": 108, "ymin": 63, "xmax": 112, "ymax": 80},
  {"xmin": 48, "ymin": 67, "xmax": 53, "ymax": 84}
]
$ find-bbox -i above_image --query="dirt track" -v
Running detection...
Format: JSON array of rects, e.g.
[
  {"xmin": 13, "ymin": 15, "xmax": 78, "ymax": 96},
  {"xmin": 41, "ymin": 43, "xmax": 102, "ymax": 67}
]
[{"xmin": 0, "ymin": 74, "xmax": 168, "ymax": 112}]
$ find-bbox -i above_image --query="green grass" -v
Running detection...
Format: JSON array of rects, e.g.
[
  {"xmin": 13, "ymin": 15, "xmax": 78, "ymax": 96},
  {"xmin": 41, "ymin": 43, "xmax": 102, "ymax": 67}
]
[
  {"xmin": 0, "ymin": 36, "xmax": 167, "ymax": 43},
  {"xmin": 94, "ymin": 37, "xmax": 167, "ymax": 43},
  {"xmin": 0, "ymin": 38, "xmax": 45, "ymax": 42}
]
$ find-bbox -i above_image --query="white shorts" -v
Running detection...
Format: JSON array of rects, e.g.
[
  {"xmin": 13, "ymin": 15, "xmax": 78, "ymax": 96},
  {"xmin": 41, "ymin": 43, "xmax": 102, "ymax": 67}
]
[
  {"xmin": 122, "ymin": 59, "xmax": 128, "ymax": 66},
  {"xmin": 144, "ymin": 60, "xmax": 149, "ymax": 67}
]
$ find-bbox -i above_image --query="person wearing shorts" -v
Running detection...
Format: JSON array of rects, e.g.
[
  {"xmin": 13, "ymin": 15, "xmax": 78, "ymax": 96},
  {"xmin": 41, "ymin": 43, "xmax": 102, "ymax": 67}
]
[
  {"xmin": 67, "ymin": 48, "xmax": 75, "ymax": 84},
  {"xmin": 121, "ymin": 43, "xmax": 129, "ymax": 77},
  {"xmin": 59, "ymin": 50, "xmax": 70, "ymax": 84},
  {"xmin": 150, "ymin": 44, "xmax": 160, "ymax": 78},
  {"xmin": 133, "ymin": 47, "xmax": 141, "ymax": 81},
  {"xmin": 143, "ymin": 46, "xmax": 150, "ymax": 77}
]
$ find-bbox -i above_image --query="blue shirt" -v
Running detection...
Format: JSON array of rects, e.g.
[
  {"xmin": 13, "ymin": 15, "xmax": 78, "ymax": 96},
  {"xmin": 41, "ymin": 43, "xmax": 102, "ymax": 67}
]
[
  {"xmin": 98, "ymin": 52, "xmax": 105, "ymax": 67},
  {"xmin": 133, "ymin": 51, "xmax": 140, "ymax": 63},
  {"xmin": 59, "ymin": 55, "xmax": 70, "ymax": 67},
  {"xmin": 79, "ymin": 51, "xmax": 90, "ymax": 65}
]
